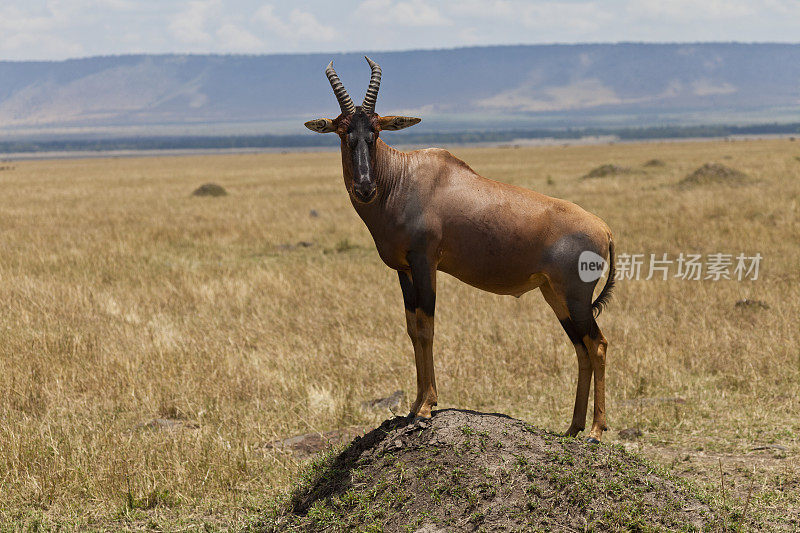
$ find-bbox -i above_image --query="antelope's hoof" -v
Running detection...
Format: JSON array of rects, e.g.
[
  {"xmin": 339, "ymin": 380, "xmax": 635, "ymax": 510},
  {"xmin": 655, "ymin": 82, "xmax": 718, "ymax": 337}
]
[
  {"xmin": 585, "ymin": 437, "xmax": 601, "ymax": 444},
  {"xmin": 407, "ymin": 413, "xmax": 431, "ymax": 421}
]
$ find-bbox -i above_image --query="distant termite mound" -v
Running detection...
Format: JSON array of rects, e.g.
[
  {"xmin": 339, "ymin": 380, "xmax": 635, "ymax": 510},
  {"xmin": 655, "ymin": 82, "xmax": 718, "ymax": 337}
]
[
  {"xmin": 267, "ymin": 410, "xmax": 722, "ymax": 532},
  {"xmin": 643, "ymin": 158, "xmax": 666, "ymax": 167},
  {"xmin": 678, "ymin": 163, "xmax": 749, "ymax": 188},
  {"xmin": 581, "ymin": 164, "xmax": 640, "ymax": 179},
  {"xmin": 192, "ymin": 183, "xmax": 228, "ymax": 197}
]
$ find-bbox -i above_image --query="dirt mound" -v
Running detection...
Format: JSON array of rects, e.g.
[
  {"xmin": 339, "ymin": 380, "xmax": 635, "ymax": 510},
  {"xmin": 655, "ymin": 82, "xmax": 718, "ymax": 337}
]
[
  {"xmin": 581, "ymin": 164, "xmax": 639, "ymax": 179},
  {"xmin": 643, "ymin": 158, "xmax": 666, "ymax": 167},
  {"xmin": 678, "ymin": 163, "xmax": 749, "ymax": 188},
  {"xmin": 268, "ymin": 410, "xmax": 718, "ymax": 532},
  {"xmin": 192, "ymin": 183, "xmax": 228, "ymax": 197}
]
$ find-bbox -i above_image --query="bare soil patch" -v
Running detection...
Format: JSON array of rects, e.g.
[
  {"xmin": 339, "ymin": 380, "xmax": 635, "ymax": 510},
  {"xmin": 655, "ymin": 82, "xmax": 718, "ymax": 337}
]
[{"xmin": 267, "ymin": 410, "xmax": 722, "ymax": 532}]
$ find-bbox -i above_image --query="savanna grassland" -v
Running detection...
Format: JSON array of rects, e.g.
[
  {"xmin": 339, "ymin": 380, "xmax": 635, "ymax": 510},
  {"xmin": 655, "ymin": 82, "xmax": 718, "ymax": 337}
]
[{"xmin": 1, "ymin": 139, "xmax": 799, "ymax": 530}]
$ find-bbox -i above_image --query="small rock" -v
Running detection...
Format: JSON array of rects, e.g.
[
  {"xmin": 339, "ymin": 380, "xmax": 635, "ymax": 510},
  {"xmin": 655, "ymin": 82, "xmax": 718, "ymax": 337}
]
[
  {"xmin": 263, "ymin": 426, "xmax": 367, "ymax": 458},
  {"xmin": 618, "ymin": 427, "xmax": 643, "ymax": 440},
  {"xmin": 277, "ymin": 241, "xmax": 314, "ymax": 251},
  {"xmin": 393, "ymin": 438, "xmax": 403, "ymax": 449},
  {"xmin": 751, "ymin": 444, "xmax": 788, "ymax": 452},
  {"xmin": 136, "ymin": 418, "xmax": 199, "ymax": 431},
  {"xmin": 735, "ymin": 298, "xmax": 769, "ymax": 310},
  {"xmin": 309, "ymin": 209, "xmax": 320, "ymax": 217},
  {"xmin": 620, "ymin": 397, "xmax": 686, "ymax": 406},
  {"xmin": 191, "ymin": 183, "xmax": 227, "ymax": 197},
  {"xmin": 361, "ymin": 390, "xmax": 405, "ymax": 412}
]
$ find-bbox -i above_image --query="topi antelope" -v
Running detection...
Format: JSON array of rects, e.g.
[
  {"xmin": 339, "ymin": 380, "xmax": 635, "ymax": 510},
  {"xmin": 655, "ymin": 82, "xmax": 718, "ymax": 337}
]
[{"xmin": 305, "ymin": 57, "xmax": 616, "ymax": 442}]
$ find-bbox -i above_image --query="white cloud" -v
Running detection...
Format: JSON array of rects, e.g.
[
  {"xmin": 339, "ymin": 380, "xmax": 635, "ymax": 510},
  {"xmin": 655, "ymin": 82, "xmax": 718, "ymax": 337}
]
[
  {"xmin": 628, "ymin": 0, "xmax": 755, "ymax": 20},
  {"xmin": 0, "ymin": 5, "xmax": 86, "ymax": 58},
  {"xmin": 1, "ymin": 33, "xmax": 85, "ymax": 58},
  {"xmin": 458, "ymin": 27, "xmax": 481, "ymax": 45},
  {"xmin": 0, "ymin": 0, "xmax": 798, "ymax": 60},
  {"xmin": 216, "ymin": 23, "xmax": 264, "ymax": 53},
  {"xmin": 169, "ymin": 0, "xmax": 220, "ymax": 45},
  {"xmin": 357, "ymin": 0, "xmax": 453, "ymax": 27},
  {"xmin": 449, "ymin": 0, "xmax": 516, "ymax": 18},
  {"xmin": 287, "ymin": 9, "xmax": 339, "ymax": 41},
  {"xmin": 761, "ymin": 0, "xmax": 800, "ymax": 15},
  {"xmin": 92, "ymin": 0, "xmax": 140, "ymax": 10},
  {"xmin": 256, "ymin": 6, "xmax": 338, "ymax": 42},
  {"xmin": 521, "ymin": 2, "xmax": 611, "ymax": 32},
  {"xmin": 0, "ymin": 6, "xmax": 55, "ymax": 33},
  {"xmin": 448, "ymin": 0, "xmax": 611, "ymax": 31}
]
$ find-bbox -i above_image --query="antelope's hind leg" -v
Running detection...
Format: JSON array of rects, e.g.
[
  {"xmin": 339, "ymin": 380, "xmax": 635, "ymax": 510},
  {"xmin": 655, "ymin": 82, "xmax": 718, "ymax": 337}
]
[
  {"xmin": 541, "ymin": 283, "xmax": 592, "ymax": 438},
  {"xmin": 583, "ymin": 321, "xmax": 608, "ymax": 442},
  {"xmin": 563, "ymin": 286, "xmax": 608, "ymax": 443}
]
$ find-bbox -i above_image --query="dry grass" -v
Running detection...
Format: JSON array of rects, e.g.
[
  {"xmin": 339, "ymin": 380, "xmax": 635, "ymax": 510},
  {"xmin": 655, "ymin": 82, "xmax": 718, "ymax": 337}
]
[{"xmin": 0, "ymin": 140, "xmax": 798, "ymax": 529}]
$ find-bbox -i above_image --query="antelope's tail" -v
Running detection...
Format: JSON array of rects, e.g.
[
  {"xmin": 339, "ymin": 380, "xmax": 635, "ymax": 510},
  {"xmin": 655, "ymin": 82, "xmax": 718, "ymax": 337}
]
[{"xmin": 592, "ymin": 238, "xmax": 615, "ymax": 318}]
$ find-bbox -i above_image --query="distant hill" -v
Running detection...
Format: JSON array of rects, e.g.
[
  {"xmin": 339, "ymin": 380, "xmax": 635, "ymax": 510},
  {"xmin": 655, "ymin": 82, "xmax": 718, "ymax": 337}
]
[{"xmin": 1, "ymin": 43, "xmax": 799, "ymax": 138}]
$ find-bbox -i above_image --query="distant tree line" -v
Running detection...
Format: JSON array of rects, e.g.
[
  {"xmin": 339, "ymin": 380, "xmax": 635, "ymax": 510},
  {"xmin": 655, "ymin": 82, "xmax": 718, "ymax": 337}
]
[{"xmin": 2, "ymin": 122, "xmax": 799, "ymax": 154}]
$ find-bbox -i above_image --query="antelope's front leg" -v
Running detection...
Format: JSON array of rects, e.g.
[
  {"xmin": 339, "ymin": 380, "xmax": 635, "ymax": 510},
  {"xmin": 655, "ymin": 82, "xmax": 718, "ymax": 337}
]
[
  {"xmin": 399, "ymin": 254, "xmax": 438, "ymax": 418},
  {"xmin": 398, "ymin": 271, "xmax": 424, "ymax": 415}
]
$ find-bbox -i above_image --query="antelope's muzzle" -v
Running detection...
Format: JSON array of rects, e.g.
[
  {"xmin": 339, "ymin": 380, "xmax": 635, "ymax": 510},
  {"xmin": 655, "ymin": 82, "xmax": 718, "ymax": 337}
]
[
  {"xmin": 352, "ymin": 141, "xmax": 376, "ymax": 203},
  {"xmin": 353, "ymin": 177, "xmax": 376, "ymax": 203}
]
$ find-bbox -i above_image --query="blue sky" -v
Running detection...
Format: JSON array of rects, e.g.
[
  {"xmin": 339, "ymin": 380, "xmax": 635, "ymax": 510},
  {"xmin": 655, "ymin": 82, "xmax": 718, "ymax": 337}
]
[{"xmin": 1, "ymin": 0, "xmax": 799, "ymax": 61}]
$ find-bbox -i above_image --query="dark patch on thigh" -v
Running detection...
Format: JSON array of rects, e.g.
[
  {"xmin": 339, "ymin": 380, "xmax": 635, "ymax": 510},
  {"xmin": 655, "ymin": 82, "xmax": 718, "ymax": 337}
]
[
  {"xmin": 559, "ymin": 319, "xmax": 583, "ymax": 345},
  {"xmin": 398, "ymin": 270, "xmax": 416, "ymax": 312},
  {"xmin": 407, "ymin": 252, "xmax": 436, "ymax": 317},
  {"xmin": 546, "ymin": 232, "xmax": 603, "ymax": 323},
  {"xmin": 567, "ymin": 312, "xmax": 599, "ymax": 341},
  {"xmin": 587, "ymin": 318, "xmax": 601, "ymax": 341},
  {"xmin": 542, "ymin": 232, "xmax": 600, "ymax": 277},
  {"xmin": 417, "ymin": 281, "xmax": 436, "ymax": 317}
]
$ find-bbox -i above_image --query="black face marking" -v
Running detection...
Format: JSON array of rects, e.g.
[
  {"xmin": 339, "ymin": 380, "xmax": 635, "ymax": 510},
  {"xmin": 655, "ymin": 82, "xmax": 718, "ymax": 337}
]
[
  {"xmin": 346, "ymin": 108, "xmax": 378, "ymax": 203},
  {"xmin": 398, "ymin": 271, "xmax": 416, "ymax": 312}
]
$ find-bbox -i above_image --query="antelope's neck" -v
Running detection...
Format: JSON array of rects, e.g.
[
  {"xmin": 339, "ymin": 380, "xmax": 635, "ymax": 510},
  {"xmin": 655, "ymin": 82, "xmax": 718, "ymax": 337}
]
[
  {"xmin": 342, "ymin": 138, "xmax": 416, "ymax": 269},
  {"xmin": 374, "ymin": 139, "xmax": 410, "ymax": 199},
  {"xmin": 341, "ymin": 138, "xmax": 410, "ymax": 207}
]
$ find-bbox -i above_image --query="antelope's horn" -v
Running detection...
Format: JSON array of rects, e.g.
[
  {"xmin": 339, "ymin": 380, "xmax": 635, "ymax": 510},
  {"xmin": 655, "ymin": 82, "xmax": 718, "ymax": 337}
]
[
  {"xmin": 362, "ymin": 56, "xmax": 382, "ymax": 114},
  {"xmin": 325, "ymin": 60, "xmax": 355, "ymax": 115}
]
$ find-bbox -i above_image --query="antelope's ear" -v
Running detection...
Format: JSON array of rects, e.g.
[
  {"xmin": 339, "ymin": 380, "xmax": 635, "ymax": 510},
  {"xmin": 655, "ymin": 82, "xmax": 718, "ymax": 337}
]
[
  {"xmin": 378, "ymin": 116, "xmax": 421, "ymax": 131},
  {"xmin": 304, "ymin": 118, "xmax": 336, "ymax": 133}
]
